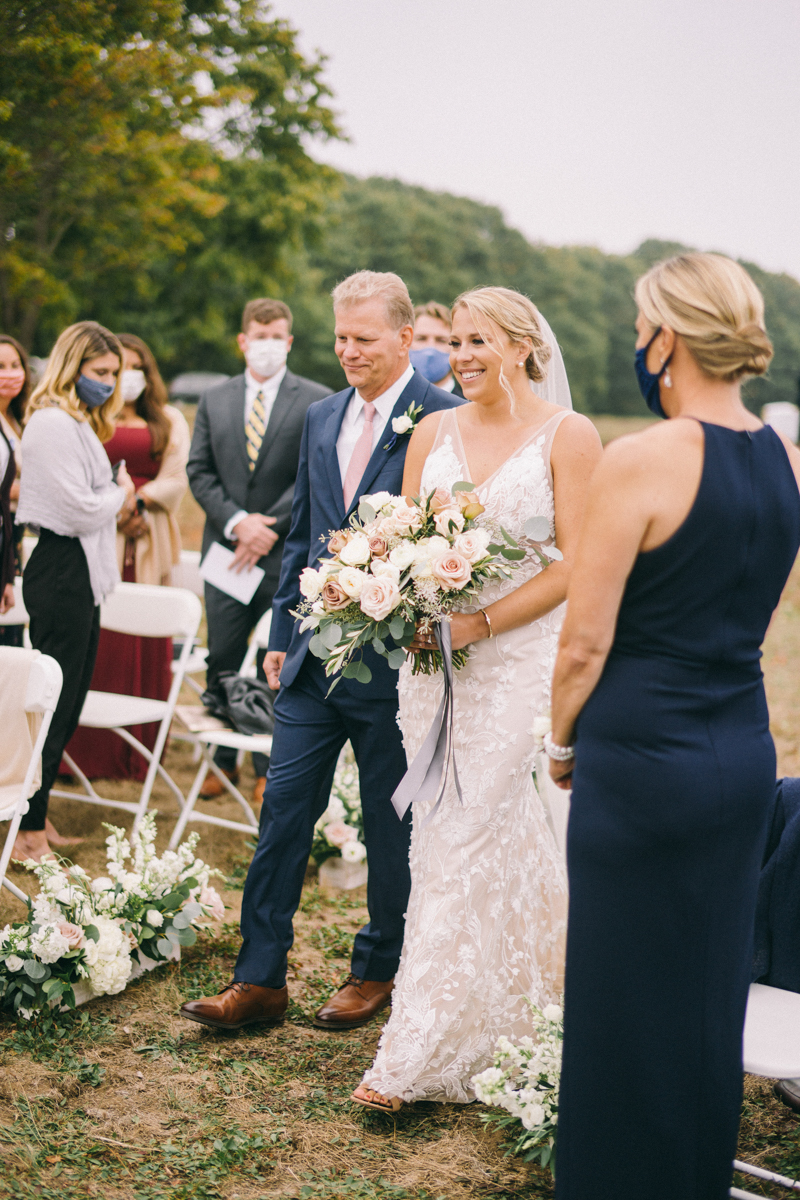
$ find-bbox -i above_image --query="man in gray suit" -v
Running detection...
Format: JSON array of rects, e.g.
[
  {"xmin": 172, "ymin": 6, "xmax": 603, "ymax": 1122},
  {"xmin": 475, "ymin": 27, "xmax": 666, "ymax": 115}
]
[{"xmin": 187, "ymin": 298, "xmax": 332, "ymax": 802}]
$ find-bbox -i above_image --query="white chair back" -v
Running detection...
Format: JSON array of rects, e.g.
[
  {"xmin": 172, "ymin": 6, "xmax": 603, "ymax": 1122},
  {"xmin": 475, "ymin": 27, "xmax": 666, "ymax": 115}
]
[
  {"xmin": 100, "ymin": 582, "xmax": 202, "ymax": 639},
  {"xmin": 25, "ymin": 653, "xmax": 62, "ymax": 713},
  {"xmin": 171, "ymin": 550, "xmax": 204, "ymax": 598},
  {"xmin": 240, "ymin": 608, "xmax": 273, "ymax": 678}
]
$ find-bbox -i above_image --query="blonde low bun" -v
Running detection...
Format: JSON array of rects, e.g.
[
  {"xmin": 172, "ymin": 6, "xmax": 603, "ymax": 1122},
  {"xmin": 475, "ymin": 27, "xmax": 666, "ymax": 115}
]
[{"xmin": 635, "ymin": 253, "xmax": 773, "ymax": 383}]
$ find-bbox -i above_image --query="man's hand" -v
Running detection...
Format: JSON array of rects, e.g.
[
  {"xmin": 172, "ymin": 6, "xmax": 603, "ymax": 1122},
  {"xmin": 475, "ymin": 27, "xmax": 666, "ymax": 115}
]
[
  {"xmin": 0, "ymin": 582, "xmax": 14, "ymax": 615},
  {"xmin": 265, "ymin": 650, "xmax": 286, "ymax": 690},
  {"xmin": 230, "ymin": 513, "xmax": 279, "ymax": 573}
]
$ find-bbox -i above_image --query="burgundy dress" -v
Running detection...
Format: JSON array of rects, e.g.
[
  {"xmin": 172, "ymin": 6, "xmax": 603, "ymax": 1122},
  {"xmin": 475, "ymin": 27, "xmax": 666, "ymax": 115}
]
[{"xmin": 65, "ymin": 426, "xmax": 172, "ymax": 781}]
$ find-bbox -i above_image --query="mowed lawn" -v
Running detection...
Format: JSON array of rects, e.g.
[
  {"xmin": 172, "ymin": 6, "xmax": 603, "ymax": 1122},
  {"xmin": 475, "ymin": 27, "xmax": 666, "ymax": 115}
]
[{"xmin": 1, "ymin": 414, "xmax": 799, "ymax": 1199}]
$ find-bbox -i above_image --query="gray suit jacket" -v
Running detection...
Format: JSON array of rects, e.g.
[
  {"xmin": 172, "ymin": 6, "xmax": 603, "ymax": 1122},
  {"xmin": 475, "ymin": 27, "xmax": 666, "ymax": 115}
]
[{"xmin": 187, "ymin": 369, "xmax": 332, "ymax": 590}]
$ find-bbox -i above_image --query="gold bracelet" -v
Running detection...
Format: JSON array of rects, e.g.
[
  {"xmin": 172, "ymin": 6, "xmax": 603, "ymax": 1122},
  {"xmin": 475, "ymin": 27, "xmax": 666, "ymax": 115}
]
[{"xmin": 482, "ymin": 609, "xmax": 493, "ymax": 639}]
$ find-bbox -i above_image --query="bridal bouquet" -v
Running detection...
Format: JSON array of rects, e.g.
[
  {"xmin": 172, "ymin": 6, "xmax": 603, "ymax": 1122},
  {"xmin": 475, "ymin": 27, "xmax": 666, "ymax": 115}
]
[
  {"xmin": 294, "ymin": 486, "xmax": 559, "ymax": 686},
  {"xmin": 0, "ymin": 815, "xmax": 224, "ymax": 1020},
  {"xmin": 471, "ymin": 1000, "xmax": 563, "ymax": 1176}
]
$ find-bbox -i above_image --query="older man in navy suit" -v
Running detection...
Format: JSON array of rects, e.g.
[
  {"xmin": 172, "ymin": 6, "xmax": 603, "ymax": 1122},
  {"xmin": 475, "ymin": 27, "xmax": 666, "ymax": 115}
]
[{"xmin": 180, "ymin": 271, "xmax": 463, "ymax": 1032}]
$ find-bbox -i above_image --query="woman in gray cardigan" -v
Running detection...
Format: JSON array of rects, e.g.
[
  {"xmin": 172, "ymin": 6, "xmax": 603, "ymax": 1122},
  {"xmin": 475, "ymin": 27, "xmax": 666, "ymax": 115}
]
[{"xmin": 14, "ymin": 321, "xmax": 135, "ymax": 862}]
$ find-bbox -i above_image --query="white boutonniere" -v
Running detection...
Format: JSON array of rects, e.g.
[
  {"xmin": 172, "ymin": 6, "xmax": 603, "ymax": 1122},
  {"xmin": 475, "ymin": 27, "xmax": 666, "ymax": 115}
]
[{"xmin": 384, "ymin": 401, "xmax": 424, "ymax": 450}]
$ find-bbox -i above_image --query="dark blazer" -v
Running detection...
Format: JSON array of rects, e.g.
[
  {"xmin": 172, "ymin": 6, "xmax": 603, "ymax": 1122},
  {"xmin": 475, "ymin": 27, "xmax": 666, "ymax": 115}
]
[
  {"xmin": 269, "ymin": 369, "xmax": 464, "ymax": 699},
  {"xmin": 187, "ymin": 369, "xmax": 332, "ymax": 591}
]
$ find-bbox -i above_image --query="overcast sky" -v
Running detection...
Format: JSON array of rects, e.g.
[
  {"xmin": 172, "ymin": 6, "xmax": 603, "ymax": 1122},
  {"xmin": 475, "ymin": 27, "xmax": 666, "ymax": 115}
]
[{"xmin": 275, "ymin": 0, "xmax": 800, "ymax": 279}]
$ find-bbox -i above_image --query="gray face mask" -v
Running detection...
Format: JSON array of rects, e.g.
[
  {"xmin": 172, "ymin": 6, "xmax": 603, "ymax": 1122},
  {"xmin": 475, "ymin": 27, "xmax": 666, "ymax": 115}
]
[{"xmin": 76, "ymin": 374, "xmax": 115, "ymax": 409}]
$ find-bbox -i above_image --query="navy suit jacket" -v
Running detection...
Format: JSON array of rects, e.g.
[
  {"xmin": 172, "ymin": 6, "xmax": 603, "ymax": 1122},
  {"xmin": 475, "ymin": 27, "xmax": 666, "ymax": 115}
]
[{"xmin": 269, "ymin": 370, "xmax": 464, "ymax": 699}]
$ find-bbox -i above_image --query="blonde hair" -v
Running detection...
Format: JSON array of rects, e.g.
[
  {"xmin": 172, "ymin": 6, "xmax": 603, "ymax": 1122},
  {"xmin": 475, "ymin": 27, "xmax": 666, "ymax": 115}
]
[
  {"xmin": 635, "ymin": 253, "xmax": 772, "ymax": 381},
  {"xmin": 451, "ymin": 286, "xmax": 552, "ymax": 383},
  {"xmin": 332, "ymin": 270, "xmax": 414, "ymax": 331},
  {"xmin": 27, "ymin": 321, "xmax": 123, "ymax": 442}
]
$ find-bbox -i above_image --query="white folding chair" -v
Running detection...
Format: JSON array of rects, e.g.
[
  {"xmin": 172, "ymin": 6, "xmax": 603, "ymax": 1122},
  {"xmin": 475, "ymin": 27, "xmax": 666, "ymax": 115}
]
[
  {"xmin": 51, "ymin": 582, "xmax": 202, "ymax": 832},
  {"xmin": 731, "ymin": 983, "xmax": 800, "ymax": 1197},
  {"xmin": 0, "ymin": 650, "xmax": 62, "ymax": 903},
  {"xmin": 167, "ymin": 608, "xmax": 273, "ymax": 848},
  {"xmin": 170, "ymin": 552, "xmax": 208, "ymax": 698}
]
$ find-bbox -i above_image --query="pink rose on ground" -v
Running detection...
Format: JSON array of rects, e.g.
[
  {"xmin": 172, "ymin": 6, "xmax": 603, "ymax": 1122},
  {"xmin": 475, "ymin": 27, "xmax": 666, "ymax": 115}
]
[
  {"xmin": 328, "ymin": 530, "xmax": 351, "ymax": 554},
  {"xmin": 427, "ymin": 487, "xmax": 453, "ymax": 515},
  {"xmin": 434, "ymin": 507, "xmax": 465, "ymax": 536},
  {"xmin": 58, "ymin": 922, "xmax": 85, "ymax": 950},
  {"xmin": 431, "ymin": 550, "xmax": 473, "ymax": 591},
  {"xmin": 320, "ymin": 580, "xmax": 351, "ymax": 611},
  {"xmin": 324, "ymin": 821, "xmax": 358, "ymax": 848},
  {"xmin": 199, "ymin": 886, "xmax": 225, "ymax": 922},
  {"xmin": 359, "ymin": 575, "xmax": 402, "ymax": 621},
  {"xmin": 453, "ymin": 528, "xmax": 491, "ymax": 563},
  {"xmin": 368, "ymin": 535, "xmax": 389, "ymax": 560},
  {"xmin": 391, "ymin": 501, "xmax": 423, "ymax": 532},
  {"xmin": 455, "ymin": 489, "xmax": 485, "ymax": 520}
]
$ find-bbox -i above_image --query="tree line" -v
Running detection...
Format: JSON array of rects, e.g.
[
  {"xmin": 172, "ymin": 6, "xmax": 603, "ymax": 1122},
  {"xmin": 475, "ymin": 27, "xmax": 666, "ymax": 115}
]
[{"xmin": 3, "ymin": 2, "xmax": 799, "ymax": 415}]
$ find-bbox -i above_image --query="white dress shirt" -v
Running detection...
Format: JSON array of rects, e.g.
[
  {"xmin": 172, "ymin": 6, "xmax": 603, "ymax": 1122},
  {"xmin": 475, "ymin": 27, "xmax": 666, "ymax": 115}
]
[
  {"xmin": 336, "ymin": 364, "xmax": 415, "ymax": 482},
  {"xmin": 224, "ymin": 365, "xmax": 288, "ymax": 542}
]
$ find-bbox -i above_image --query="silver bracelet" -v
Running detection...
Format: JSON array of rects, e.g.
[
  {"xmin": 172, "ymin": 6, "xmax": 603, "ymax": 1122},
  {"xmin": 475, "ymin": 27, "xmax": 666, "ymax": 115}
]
[{"xmin": 543, "ymin": 731, "xmax": 575, "ymax": 762}]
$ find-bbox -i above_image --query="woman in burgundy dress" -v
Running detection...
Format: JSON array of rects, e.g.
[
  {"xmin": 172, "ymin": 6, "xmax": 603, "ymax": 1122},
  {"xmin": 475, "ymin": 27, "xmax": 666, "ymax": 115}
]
[{"xmin": 66, "ymin": 334, "xmax": 190, "ymax": 780}]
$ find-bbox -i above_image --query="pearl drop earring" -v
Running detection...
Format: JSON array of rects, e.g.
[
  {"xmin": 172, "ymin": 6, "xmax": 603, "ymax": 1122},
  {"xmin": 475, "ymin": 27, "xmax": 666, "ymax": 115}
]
[{"xmin": 664, "ymin": 366, "xmax": 673, "ymax": 388}]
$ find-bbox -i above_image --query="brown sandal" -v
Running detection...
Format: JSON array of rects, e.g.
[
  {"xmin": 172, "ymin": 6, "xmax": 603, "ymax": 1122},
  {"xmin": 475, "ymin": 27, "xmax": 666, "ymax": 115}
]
[{"xmin": 350, "ymin": 1086, "xmax": 404, "ymax": 1113}]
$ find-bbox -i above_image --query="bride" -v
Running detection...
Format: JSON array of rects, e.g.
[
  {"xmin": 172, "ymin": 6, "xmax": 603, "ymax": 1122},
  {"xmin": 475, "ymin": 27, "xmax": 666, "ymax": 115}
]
[{"xmin": 351, "ymin": 287, "xmax": 602, "ymax": 1111}]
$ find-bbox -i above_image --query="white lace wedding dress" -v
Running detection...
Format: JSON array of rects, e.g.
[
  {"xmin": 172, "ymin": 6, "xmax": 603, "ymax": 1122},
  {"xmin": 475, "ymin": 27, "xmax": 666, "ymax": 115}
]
[{"xmin": 361, "ymin": 407, "xmax": 570, "ymax": 1104}]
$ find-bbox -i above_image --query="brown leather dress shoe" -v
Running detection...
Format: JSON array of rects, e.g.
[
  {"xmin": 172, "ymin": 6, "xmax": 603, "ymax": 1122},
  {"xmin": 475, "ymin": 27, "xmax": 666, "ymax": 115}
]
[
  {"xmin": 180, "ymin": 981, "xmax": 288, "ymax": 1030},
  {"xmin": 253, "ymin": 776, "xmax": 267, "ymax": 806},
  {"xmin": 313, "ymin": 974, "xmax": 394, "ymax": 1030},
  {"xmin": 775, "ymin": 1078, "xmax": 800, "ymax": 1114},
  {"xmin": 199, "ymin": 768, "xmax": 239, "ymax": 799}
]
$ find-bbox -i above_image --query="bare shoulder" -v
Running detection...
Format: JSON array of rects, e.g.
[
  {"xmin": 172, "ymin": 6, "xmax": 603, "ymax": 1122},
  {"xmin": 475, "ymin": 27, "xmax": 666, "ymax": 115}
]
[
  {"xmin": 600, "ymin": 418, "xmax": 703, "ymax": 477},
  {"xmin": 551, "ymin": 411, "xmax": 602, "ymax": 452}
]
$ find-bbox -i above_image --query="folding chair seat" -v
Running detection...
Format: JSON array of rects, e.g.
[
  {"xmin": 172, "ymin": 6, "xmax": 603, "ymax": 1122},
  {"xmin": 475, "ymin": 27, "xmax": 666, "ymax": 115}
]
[
  {"xmin": 51, "ymin": 582, "xmax": 202, "ymax": 833},
  {"xmin": 168, "ymin": 608, "xmax": 273, "ymax": 849},
  {"xmin": 0, "ymin": 649, "xmax": 63, "ymax": 903}
]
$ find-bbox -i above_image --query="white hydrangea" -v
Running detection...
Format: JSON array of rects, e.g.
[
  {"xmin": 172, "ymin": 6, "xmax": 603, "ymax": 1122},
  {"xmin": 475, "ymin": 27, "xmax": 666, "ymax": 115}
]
[
  {"xmin": 29, "ymin": 924, "xmax": 71, "ymax": 964},
  {"xmin": 83, "ymin": 916, "xmax": 132, "ymax": 996}
]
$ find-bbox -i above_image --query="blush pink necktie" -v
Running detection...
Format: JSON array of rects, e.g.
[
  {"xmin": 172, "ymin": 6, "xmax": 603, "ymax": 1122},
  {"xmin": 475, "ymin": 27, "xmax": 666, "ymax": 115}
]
[{"xmin": 342, "ymin": 401, "xmax": 376, "ymax": 510}]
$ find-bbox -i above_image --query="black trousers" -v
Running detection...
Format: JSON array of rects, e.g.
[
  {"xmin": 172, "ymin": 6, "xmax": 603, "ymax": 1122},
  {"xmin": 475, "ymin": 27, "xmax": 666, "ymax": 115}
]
[
  {"xmin": 204, "ymin": 572, "xmax": 276, "ymax": 777},
  {"xmin": 21, "ymin": 531, "xmax": 100, "ymax": 830}
]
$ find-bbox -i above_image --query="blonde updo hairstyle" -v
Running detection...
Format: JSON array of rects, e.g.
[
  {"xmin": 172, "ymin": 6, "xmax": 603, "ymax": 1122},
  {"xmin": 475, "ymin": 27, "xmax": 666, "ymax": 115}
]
[
  {"xmin": 27, "ymin": 321, "xmax": 123, "ymax": 443},
  {"xmin": 635, "ymin": 253, "xmax": 773, "ymax": 382},
  {"xmin": 452, "ymin": 286, "xmax": 552, "ymax": 384}
]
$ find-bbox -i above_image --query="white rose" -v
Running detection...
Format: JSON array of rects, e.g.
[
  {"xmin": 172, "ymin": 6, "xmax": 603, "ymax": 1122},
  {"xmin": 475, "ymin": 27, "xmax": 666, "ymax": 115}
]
[
  {"xmin": 4, "ymin": 954, "xmax": 23, "ymax": 973},
  {"xmin": 453, "ymin": 528, "xmax": 491, "ymax": 563},
  {"xmin": 371, "ymin": 560, "xmax": 401, "ymax": 584},
  {"xmin": 341, "ymin": 840, "xmax": 367, "ymax": 863},
  {"xmin": 391, "ymin": 414, "xmax": 413, "ymax": 435},
  {"xmin": 91, "ymin": 877, "xmax": 115, "ymax": 894},
  {"xmin": 145, "ymin": 909, "xmax": 164, "ymax": 929},
  {"xmin": 363, "ymin": 490, "xmax": 394, "ymax": 511},
  {"xmin": 339, "ymin": 533, "xmax": 372, "ymax": 566},
  {"xmin": 391, "ymin": 501, "xmax": 423, "ymax": 533},
  {"xmin": 388, "ymin": 542, "xmax": 416, "ymax": 570},
  {"xmin": 299, "ymin": 567, "xmax": 322, "ymax": 600},
  {"xmin": 338, "ymin": 566, "xmax": 367, "ymax": 599},
  {"xmin": 532, "ymin": 715, "xmax": 552, "ymax": 740},
  {"xmin": 434, "ymin": 507, "xmax": 465, "ymax": 536}
]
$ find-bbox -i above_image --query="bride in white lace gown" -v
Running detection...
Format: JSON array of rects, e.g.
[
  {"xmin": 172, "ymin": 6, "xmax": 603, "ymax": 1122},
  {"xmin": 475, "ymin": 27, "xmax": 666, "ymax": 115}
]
[{"xmin": 352, "ymin": 288, "xmax": 602, "ymax": 1110}]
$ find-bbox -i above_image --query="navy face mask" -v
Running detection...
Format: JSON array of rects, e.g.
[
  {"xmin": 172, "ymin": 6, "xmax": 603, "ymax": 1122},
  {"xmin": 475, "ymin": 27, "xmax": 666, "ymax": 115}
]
[
  {"xmin": 410, "ymin": 347, "xmax": 452, "ymax": 383},
  {"xmin": 634, "ymin": 327, "xmax": 672, "ymax": 419},
  {"xmin": 76, "ymin": 373, "xmax": 115, "ymax": 409}
]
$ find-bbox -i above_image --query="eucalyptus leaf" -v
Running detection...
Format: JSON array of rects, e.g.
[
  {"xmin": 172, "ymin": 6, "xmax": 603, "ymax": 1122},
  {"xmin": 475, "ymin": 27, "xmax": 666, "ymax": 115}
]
[
  {"xmin": 524, "ymin": 516, "xmax": 551, "ymax": 542},
  {"xmin": 84, "ymin": 924, "xmax": 100, "ymax": 943},
  {"xmin": 358, "ymin": 500, "xmax": 376, "ymax": 523},
  {"xmin": 320, "ymin": 623, "xmax": 342, "ymax": 650},
  {"xmin": 171, "ymin": 912, "xmax": 191, "ymax": 930},
  {"xmin": 139, "ymin": 926, "xmax": 155, "ymax": 941},
  {"xmin": 500, "ymin": 526, "xmax": 519, "ymax": 548},
  {"xmin": 486, "ymin": 543, "xmax": 503, "ymax": 554},
  {"xmin": 388, "ymin": 615, "xmax": 406, "ymax": 640},
  {"xmin": 23, "ymin": 959, "xmax": 47, "ymax": 981},
  {"xmin": 386, "ymin": 648, "xmax": 407, "ymax": 670},
  {"xmin": 452, "ymin": 481, "xmax": 476, "ymax": 493},
  {"xmin": 372, "ymin": 637, "xmax": 385, "ymax": 654},
  {"xmin": 156, "ymin": 937, "xmax": 173, "ymax": 957},
  {"xmin": 501, "ymin": 547, "xmax": 526, "ymax": 560},
  {"xmin": 543, "ymin": 546, "xmax": 564, "ymax": 561},
  {"xmin": 308, "ymin": 633, "xmax": 328, "ymax": 659},
  {"xmin": 176, "ymin": 926, "xmax": 197, "ymax": 947},
  {"xmin": 341, "ymin": 660, "xmax": 372, "ymax": 684},
  {"xmin": 182, "ymin": 902, "xmax": 203, "ymax": 921}
]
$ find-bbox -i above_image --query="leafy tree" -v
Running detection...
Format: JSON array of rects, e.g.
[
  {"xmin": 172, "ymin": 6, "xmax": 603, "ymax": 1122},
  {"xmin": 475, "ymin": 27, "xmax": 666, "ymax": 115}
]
[{"xmin": 0, "ymin": 0, "xmax": 341, "ymax": 351}]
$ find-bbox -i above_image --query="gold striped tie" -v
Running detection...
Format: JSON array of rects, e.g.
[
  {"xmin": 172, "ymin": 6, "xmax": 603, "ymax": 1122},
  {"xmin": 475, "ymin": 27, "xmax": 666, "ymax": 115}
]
[{"xmin": 245, "ymin": 390, "xmax": 266, "ymax": 471}]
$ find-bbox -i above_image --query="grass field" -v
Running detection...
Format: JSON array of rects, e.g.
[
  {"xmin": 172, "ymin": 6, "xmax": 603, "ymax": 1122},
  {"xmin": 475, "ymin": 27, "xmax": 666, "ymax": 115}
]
[{"xmin": 1, "ymin": 414, "xmax": 798, "ymax": 1198}]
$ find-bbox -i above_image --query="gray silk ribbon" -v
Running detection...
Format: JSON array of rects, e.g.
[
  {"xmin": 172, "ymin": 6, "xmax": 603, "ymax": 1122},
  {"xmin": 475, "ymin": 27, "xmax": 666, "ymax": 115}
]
[{"xmin": 390, "ymin": 620, "xmax": 462, "ymax": 825}]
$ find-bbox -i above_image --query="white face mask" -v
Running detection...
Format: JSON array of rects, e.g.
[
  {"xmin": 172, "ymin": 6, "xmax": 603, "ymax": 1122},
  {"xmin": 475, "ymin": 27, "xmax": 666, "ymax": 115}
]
[
  {"xmin": 246, "ymin": 337, "xmax": 288, "ymax": 379},
  {"xmin": 121, "ymin": 369, "xmax": 147, "ymax": 402}
]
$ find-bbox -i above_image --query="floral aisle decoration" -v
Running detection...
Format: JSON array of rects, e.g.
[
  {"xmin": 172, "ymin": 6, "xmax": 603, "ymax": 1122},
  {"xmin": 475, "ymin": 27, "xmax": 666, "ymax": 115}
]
[
  {"xmin": 471, "ymin": 1000, "xmax": 564, "ymax": 1177},
  {"xmin": 294, "ymin": 486, "xmax": 561, "ymax": 686},
  {"xmin": 311, "ymin": 744, "xmax": 365, "ymax": 867},
  {"xmin": 0, "ymin": 815, "xmax": 224, "ymax": 1020}
]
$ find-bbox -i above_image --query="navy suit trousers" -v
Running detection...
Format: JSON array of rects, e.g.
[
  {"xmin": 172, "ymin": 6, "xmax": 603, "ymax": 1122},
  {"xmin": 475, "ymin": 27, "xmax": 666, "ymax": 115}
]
[{"xmin": 234, "ymin": 654, "xmax": 411, "ymax": 988}]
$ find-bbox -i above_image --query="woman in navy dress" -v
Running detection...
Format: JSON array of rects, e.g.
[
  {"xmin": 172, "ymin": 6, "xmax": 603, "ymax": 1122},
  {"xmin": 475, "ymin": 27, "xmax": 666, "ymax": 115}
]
[{"xmin": 547, "ymin": 253, "xmax": 800, "ymax": 1200}]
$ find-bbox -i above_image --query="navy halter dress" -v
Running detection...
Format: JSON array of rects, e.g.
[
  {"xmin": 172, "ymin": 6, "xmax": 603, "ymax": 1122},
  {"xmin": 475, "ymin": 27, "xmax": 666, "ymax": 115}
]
[{"xmin": 556, "ymin": 422, "xmax": 800, "ymax": 1200}]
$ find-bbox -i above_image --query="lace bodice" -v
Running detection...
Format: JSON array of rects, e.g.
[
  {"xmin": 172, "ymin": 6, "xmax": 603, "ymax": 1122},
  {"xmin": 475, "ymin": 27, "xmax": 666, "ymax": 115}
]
[{"xmin": 362, "ymin": 405, "xmax": 570, "ymax": 1104}]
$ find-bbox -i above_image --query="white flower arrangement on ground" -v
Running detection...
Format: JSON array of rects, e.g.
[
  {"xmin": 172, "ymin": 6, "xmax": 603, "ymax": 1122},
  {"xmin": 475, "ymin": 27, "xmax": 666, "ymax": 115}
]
[
  {"xmin": 310, "ymin": 744, "xmax": 366, "ymax": 867},
  {"xmin": 294, "ymin": 486, "xmax": 561, "ymax": 686},
  {"xmin": 471, "ymin": 999, "xmax": 563, "ymax": 1176},
  {"xmin": 0, "ymin": 815, "xmax": 224, "ymax": 1020}
]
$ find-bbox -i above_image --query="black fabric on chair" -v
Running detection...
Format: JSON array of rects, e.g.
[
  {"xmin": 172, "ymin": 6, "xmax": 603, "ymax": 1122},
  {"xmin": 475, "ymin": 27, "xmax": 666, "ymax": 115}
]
[
  {"xmin": 202, "ymin": 672, "xmax": 275, "ymax": 736},
  {"xmin": 753, "ymin": 776, "xmax": 800, "ymax": 991}
]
